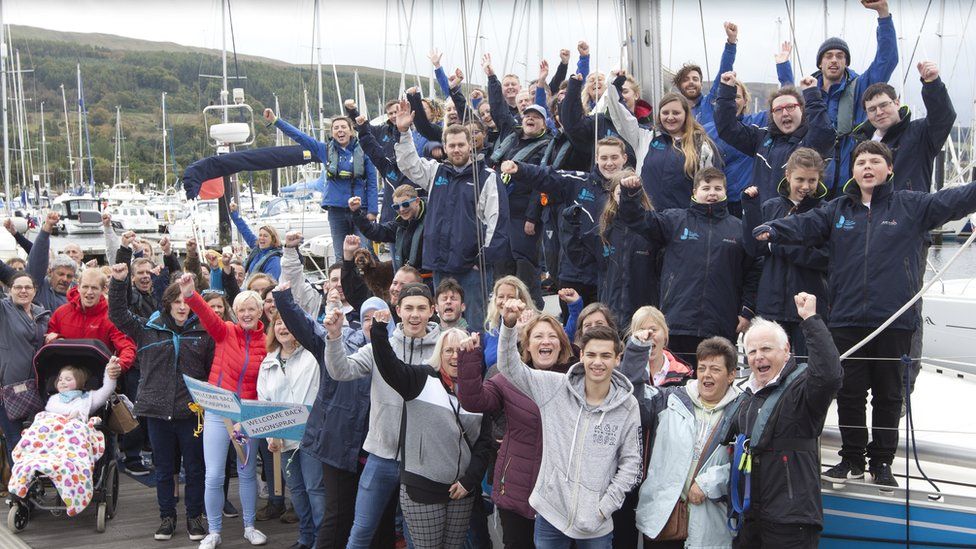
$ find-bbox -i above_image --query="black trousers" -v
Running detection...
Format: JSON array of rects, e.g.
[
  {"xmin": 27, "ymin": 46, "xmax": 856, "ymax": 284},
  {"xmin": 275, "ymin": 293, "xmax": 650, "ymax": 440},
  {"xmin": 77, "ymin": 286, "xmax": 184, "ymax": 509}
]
[
  {"xmin": 611, "ymin": 489, "xmax": 639, "ymax": 549},
  {"xmin": 667, "ymin": 335, "xmax": 707, "ymax": 368},
  {"xmin": 317, "ymin": 462, "xmax": 361, "ymax": 549},
  {"xmin": 733, "ymin": 519, "xmax": 820, "ymax": 548},
  {"xmin": 498, "ymin": 508, "xmax": 535, "ymax": 549},
  {"xmin": 831, "ymin": 327, "xmax": 913, "ymax": 469}
]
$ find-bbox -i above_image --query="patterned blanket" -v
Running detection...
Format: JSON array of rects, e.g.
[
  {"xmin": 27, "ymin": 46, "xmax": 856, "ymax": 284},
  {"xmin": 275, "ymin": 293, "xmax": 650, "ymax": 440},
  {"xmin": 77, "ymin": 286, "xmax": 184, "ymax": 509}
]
[{"xmin": 7, "ymin": 412, "xmax": 106, "ymax": 516}]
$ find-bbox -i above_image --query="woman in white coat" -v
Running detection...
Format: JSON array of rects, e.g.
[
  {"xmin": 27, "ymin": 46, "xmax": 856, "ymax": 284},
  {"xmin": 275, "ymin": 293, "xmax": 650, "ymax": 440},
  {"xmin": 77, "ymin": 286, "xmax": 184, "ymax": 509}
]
[{"xmin": 620, "ymin": 333, "xmax": 740, "ymax": 548}]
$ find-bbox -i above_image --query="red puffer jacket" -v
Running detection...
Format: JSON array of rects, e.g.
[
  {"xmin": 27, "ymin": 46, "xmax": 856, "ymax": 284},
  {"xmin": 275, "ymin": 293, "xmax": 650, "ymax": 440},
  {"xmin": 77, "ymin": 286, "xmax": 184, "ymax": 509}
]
[
  {"xmin": 47, "ymin": 287, "xmax": 137, "ymax": 371},
  {"xmin": 186, "ymin": 292, "xmax": 265, "ymax": 399}
]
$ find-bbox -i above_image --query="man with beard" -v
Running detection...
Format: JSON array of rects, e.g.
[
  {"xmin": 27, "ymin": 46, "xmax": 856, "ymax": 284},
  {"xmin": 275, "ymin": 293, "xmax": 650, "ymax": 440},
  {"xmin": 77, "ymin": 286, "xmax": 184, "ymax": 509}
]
[
  {"xmin": 435, "ymin": 277, "xmax": 468, "ymax": 331},
  {"xmin": 27, "ymin": 212, "xmax": 77, "ymax": 311}
]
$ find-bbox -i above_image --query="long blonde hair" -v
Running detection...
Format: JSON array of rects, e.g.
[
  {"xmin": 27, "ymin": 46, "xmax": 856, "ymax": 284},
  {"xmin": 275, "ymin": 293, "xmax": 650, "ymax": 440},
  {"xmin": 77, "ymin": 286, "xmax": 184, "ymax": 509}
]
[
  {"xmin": 657, "ymin": 93, "xmax": 718, "ymax": 178},
  {"xmin": 600, "ymin": 169, "xmax": 652, "ymax": 245},
  {"xmin": 484, "ymin": 276, "xmax": 538, "ymax": 332}
]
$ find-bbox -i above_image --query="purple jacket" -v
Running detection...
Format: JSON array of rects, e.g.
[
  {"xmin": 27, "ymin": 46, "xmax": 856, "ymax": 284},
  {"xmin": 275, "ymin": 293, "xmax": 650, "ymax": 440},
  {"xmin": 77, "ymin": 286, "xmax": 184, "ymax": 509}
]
[{"xmin": 456, "ymin": 349, "xmax": 570, "ymax": 519}]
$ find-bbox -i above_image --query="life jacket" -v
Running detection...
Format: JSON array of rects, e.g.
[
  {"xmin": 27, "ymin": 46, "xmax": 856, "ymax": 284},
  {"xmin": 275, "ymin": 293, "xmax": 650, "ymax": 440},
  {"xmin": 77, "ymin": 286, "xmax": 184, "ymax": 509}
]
[
  {"xmin": 245, "ymin": 247, "xmax": 283, "ymax": 275},
  {"xmin": 490, "ymin": 131, "xmax": 552, "ymax": 166},
  {"xmin": 749, "ymin": 362, "xmax": 811, "ymax": 451},
  {"xmin": 326, "ymin": 140, "xmax": 365, "ymax": 180}
]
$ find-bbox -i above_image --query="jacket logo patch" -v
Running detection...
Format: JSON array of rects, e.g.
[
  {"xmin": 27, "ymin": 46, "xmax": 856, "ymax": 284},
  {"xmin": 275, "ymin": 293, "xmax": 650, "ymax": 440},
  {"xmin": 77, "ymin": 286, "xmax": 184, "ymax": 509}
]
[
  {"xmin": 592, "ymin": 423, "xmax": 619, "ymax": 446},
  {"xmin": 382, "ymin": 135, "xmax": 390, "ymax": 142},
  {"xmin": 302, "ymin": 150, "xmax": 312, "ymax": 160},
  {"xmin": 834, "ymin": 215, "xmax": 855, "ymax": 230},
  {"xmin": 577, "ymin": 188, "xmax": 596, "ymax": 202},
  {"xmin": 722, "ymin": 237, "xmax": 738, "ymax": 244},
  {"xmin": 881, "ymin": 219, "xmax": 898, "ymax": 226},
  {"xmin": 679, "ymin": 227, "xmax": 700, "ymax": 241},
  {"xmin": 434, "ymin": 175, "xmax": 449, "ymax": 187},
  {"xmin": 386, "ymin": 170, "xmax": 398, "ymax": 180},
  {"xmin": 602, "ymin": 244, "xmax": 615, "ymax": 257},
  {"xmin": 651, "ymin": 139, "xmax": 667, "ymax": 151}
]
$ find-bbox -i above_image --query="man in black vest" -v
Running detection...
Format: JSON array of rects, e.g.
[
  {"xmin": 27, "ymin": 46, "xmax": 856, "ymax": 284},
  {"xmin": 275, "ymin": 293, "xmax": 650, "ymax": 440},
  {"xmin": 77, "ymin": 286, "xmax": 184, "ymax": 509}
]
[{"xmin": 727, "ymin": 293, "xmax": 843, "ymax": 548}]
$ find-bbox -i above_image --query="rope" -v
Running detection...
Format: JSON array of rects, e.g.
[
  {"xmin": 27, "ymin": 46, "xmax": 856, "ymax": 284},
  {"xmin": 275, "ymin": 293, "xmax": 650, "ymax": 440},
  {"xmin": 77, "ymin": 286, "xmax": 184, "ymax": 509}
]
[
  {"xmin": 593, "ymin": 0, "xmax": 600, "ymax": 156},
  {"xmin": 697, "ymin": 0, "xmax": 710, "ymax": 78},
  {"xmin": 840, "ymin": 214, "xmax": 976, "ymax": 360},
  {"xmin": 901, "ymin": 0, "xmax": 935, "ymax": 89}
]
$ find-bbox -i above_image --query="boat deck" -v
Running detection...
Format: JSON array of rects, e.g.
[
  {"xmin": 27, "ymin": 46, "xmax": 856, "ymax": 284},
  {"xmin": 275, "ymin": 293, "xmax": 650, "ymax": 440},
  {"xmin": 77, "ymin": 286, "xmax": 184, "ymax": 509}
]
[{"xmin": 2, "ymin": 473, "xmax": 297, "ymax": 549}]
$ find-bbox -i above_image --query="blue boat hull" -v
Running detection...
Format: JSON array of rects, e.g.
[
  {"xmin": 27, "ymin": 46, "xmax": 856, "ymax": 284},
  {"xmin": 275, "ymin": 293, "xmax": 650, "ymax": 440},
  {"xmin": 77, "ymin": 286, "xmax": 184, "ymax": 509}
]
[{"xmin": 821, "ymin": 491, "xmax": 976, "ymax": 547}]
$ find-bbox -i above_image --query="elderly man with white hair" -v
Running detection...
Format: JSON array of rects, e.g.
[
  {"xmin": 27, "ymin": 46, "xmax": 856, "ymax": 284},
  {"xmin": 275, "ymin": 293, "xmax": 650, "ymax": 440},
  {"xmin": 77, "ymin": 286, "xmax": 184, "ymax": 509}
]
[{"xmin": 724, "ymin": 293, "xmax": 842, "ymax": 549}]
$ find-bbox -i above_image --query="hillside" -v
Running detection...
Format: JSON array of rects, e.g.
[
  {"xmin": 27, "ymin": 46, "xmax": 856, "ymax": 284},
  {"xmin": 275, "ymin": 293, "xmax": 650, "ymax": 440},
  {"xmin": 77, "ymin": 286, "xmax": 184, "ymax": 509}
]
[{"xmin": 8, "ymin": 25, "xmax": 419, "ymax": 193}]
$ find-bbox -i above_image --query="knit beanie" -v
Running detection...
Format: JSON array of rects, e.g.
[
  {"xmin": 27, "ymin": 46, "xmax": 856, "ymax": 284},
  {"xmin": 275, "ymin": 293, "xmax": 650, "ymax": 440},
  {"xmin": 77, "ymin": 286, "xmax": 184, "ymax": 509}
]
[{"xmin": 816, "ymin": 37, "xmax": 850, "ymax": 69}]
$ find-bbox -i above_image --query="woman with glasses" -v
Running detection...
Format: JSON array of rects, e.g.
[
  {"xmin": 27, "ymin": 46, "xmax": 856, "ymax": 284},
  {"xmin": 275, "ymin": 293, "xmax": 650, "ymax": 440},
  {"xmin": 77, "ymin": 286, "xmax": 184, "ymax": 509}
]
[
  {"xmin": 349, "ymin": 184, "xmax": 428, "ymax": 275},
  {"xmin": 714, "ymin": 72, "xmax": 835, "ymax": 203},
  {"xmin": 0, "ymin": 272, "xmax": 51, "ymax": 458}
]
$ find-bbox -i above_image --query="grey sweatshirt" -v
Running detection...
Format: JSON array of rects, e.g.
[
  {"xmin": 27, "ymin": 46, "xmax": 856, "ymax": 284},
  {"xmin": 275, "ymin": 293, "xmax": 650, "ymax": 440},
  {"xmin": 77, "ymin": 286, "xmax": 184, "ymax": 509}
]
[
  {"xmin": 496, "ymin": 323, "xmax": 642, "ymax": 539},
  {"xmin": 325, "ymin": 322, "xmax": 441, "ymax": 460}
]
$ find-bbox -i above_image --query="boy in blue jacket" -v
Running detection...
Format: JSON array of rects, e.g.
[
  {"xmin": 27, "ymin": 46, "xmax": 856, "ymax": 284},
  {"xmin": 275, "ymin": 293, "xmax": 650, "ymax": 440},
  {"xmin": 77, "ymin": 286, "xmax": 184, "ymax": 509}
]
[{"xmin": 753, "ymin": 140, "xmax": 976, "ymax": 487}]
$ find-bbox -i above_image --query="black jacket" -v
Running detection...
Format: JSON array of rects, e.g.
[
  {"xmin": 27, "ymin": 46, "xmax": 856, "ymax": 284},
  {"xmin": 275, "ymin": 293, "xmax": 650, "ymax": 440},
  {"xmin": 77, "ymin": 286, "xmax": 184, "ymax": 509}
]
[
  {"xmin": 620, "ymin": 196, "xmax": 760, "ymax": 341},
  {"xmin": 108, "ymin": 278, "xmax": 215, "ymax": 420},
  {"xmin": 565, "ymin": 214, "xmax": 659, "ymax": 325},
  {"xmin": 559, "ymin": 76, "xmax": 637, "ymax": 169},
  {"xmin": 850, "ymin": 77, "xmax": 956, "ymax": 192},
  {"xmin": 726, "ymin": 315, "xmax": 842, "ymax": 526},
  {"xmin": 742, "ymin": 181, "xmax": 830, "ymax": 323},
  {"xmin": 765, "ymin": 178, "xmax": 976, "ymax": 330},
  {"xmin": 715, "ymin": 83, "xmax": 836, "ymax": 203},
  {"xmin": 352, "ymin": 200, "xmax": 427, "ymax": 273}
]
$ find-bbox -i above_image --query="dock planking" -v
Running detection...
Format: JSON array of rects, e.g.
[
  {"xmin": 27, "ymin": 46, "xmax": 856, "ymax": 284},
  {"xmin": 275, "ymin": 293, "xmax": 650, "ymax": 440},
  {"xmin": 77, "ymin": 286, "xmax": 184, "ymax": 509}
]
[{"xmin": 12, "ymin": 472, "xmax": 297, "ymax": 548}]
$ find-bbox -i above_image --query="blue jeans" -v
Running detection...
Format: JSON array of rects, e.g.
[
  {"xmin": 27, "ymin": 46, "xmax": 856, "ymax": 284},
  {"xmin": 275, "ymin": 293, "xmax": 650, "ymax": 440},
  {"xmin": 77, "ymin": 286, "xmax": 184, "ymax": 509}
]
[
  {"xmin": 146, "ymin": 417, "xmax": 205, "ymax": 519},
  {"xmin": 0, "ymin": 401, "xmax": 23, "ymax": 464},
  {"xmin": 327, "ymin": 207, "xmax": 370, "ymax": 264},
  {"xmin": 434, "ymin": 268, "xmax": 491, "ymax": 330},
  {"xmin": 284, "ymin": 449, "xmax": 326, "ymax": 547},
  {"xmin": 534, "ymin": 515, "xmax": 613, "ymax": 549},
  {"xmin": 258, "ymin": 439, "xmax": 285, "ymax": 507},
  {"xmin": 346, "ymin": 453, "xmax": 401, "ymax": 549},
  {"xmin": 203, "ymin": 411, "xmax": 258, "ymax": 532}
]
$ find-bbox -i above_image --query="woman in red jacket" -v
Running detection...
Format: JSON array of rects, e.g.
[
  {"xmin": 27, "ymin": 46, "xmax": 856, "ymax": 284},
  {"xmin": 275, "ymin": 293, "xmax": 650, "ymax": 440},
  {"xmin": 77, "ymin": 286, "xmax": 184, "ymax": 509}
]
[
  {"xmin": 455, "ymin": 314, "xmax": 574, "ymax": 549},
  {"xmin": 179, "ymin": 274, "xmax": 269, "ymax": 549}
]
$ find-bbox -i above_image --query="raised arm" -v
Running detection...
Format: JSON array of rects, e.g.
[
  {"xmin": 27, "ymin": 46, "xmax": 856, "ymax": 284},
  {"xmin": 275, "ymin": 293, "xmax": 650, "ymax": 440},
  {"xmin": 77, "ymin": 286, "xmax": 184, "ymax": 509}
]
[
  {"xmin": 487, "ymin": 74, "xmax": 517, "ymax": 140},
  {"xmin": 407, "ymin": 90, "xmax": 444, "ymax": 143},
  {"xmin": 182, "ymin": 275, "xmax": 229, "ymax": 343},
  {"xmin": 229, "ymin": 205, "xmax": 257, "ymax": 249},
  {"xmin": 102, "ymin": 214, "xmax": 119, "ymax": 264},
  {"xmin": 88, "ymin": 364, "xmax": 119, "ymax": 413},
  {"xmin": 494, "ymin": 300, "xmax": 564, "ymax": 405},
  {"xmin": 273, "ymin": 115, "xmax": 327, "ymax": 162},
  {"xmin": 797, "ymin": 80, "xmax": 837, "ymax": 156},
  {"xmin": 356, "ymin": 119, "xmax": 399, "ymax": 177},
  {"xmin": 280, "ymin": 235, "xmax": 322, "ymax": 317},
  {"xmin": 107, "ymin": 323, "xmax": 137, "ymax": 373},
  {"xmin": 758, "ymin": 204, "xmax": 834, "ymax": 246},
  {"xmin": 740, "ymin": 189, "xmax": 772, "ymax": 257},
  {"xmin": 549, "ymin": 49, "xmax": 570, "ymax": 94},
  {"xmin": 559, "ymin": 75, "xmax": 597, "ymax": 150},
  {"xmin": 917, "ymin": 180, "xmax": 976, "ymax": 231},
  {"xmin": 370, "ymin": 315, "xmax": 431, "ymax": 400},
  {"xmin": 351, "ymin": 206, "xmax": 397, "ymax": 244},
  {"xmin": 455, "ymin": 339, "xmax": 504, "ymax": 414},
  {"xmin": 322, "ymin": 306, "xmax": 374, "ymax": 381},
  {"xmin": 796, "ymin": 295, "xmax": 842, "ymax": 413},
  {"xmin": 617, "ymin": 176, "xmax": 670, "ymax": 245},
  {"xmin": 107, "ymin": 269, "xmax": 146, "ymax": 341},
  {"xmin": 857, "ymin": 7, "xmax": 898, "ymax": 91},
  {"xmin": 28, "ymin": 213, "xmax": 57, "ymax": 289},
  {"xmin": 708, "ymin": 23, "xmax": 739, "ymax": 98},
  {"xmin": 714, "ymin": 79, "xmax": 763, "ymax": 157},
  {"xmin": 917, "ymin": 64, "xmax": 956, "ymax": 158},
  {"xmin": 606, "ymin": 79, "xmax": 655, "ymax": 170},
  {"xmin": 504, "ymin": 161, "xmax": 586, "ymax": 203},
  {"xmin": 393, "ymin": 106, "xmax": 440, "ymax": 191}
]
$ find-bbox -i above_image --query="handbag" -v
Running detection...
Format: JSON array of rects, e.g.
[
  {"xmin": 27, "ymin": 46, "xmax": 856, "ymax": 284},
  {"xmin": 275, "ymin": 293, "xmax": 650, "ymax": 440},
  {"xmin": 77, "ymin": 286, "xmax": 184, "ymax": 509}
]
[
  {"xmin": 652, "ymin": 418, "xmax": 726, "ymax": 542},
  {"xmin": 0, "ymin": 379, "xmax": 45, "ymax": 421},
  {"xmin": 106, "ymin": 394, "xmax": 139, "ymax": 434}
]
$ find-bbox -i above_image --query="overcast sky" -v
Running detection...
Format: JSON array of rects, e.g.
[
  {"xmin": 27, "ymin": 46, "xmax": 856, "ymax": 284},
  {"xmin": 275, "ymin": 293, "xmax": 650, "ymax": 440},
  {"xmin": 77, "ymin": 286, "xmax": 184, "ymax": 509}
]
[{"xmin": 9, "ymin": 0, "xmax": 976, "ymax": 122}]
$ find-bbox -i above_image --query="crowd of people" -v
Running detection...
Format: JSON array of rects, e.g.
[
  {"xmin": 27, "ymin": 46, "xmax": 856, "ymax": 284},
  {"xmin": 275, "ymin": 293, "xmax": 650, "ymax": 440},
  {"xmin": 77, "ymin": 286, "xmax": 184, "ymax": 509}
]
[{"xmin": 0, "ymin": 1, "xmax": 974, "ymax": 548}]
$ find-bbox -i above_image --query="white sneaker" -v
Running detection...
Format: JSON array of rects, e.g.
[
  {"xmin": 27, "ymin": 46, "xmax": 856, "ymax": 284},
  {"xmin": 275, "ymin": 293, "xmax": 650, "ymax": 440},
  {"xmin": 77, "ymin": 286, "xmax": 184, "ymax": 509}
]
[
  {"xmin": 199, "ymin": 533, "xmax": 222, "ymax": 549},
  {"xmin": 243, "ymin": 527, "xmax": 267, "ymax": 546}
]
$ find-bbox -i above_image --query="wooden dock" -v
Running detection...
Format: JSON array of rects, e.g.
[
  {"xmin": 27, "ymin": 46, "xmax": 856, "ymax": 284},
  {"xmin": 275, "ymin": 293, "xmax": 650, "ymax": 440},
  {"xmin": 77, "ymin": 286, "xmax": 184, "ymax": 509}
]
[{"xmin": 3, "ymin": 473, "xmax": 298, "ymax": 548}]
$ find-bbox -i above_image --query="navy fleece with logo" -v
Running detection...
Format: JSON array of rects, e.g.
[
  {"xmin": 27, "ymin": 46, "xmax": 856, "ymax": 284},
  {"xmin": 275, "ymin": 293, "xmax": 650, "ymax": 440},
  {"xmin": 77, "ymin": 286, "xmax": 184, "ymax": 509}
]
[{"xmin": 618, "ymin": 195, "xmax": 760, "ymax": 341}]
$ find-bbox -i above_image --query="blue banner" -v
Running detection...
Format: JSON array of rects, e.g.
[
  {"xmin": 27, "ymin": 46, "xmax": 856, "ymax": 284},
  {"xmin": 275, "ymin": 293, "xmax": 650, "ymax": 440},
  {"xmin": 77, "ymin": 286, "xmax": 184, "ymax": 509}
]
[
  {"xmin": 238, "ymin": 399, "xmax": 312, "ymax": 441},
  {"xmin": 182, "ymin": 375, "xmax": 242, "ymax": 422}
]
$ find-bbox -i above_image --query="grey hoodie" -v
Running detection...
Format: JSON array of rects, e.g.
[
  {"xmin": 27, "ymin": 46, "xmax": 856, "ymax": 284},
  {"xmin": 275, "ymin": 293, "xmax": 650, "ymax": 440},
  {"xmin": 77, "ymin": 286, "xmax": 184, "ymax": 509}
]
[
  {"xmin": 325, "ymin": 321, "xmax": 441, "ymax": 460},
  {"xmin": 496, "ymin": 323, "xmax": 641, "ymax": 539}
]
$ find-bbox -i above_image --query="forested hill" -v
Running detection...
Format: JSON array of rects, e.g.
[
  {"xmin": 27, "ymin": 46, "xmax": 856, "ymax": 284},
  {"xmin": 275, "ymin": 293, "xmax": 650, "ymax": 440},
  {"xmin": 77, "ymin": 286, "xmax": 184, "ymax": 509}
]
[{"xmin": 11, "ymin": 24, "xmax": 411, "ymax": 192}]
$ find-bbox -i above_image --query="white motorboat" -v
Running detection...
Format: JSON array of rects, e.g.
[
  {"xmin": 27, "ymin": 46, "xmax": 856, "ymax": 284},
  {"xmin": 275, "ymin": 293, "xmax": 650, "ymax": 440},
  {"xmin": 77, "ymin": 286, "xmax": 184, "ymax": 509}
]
[
  {"xmin": 100, "ymin": 181, "xmax": 148, "ymax": 207},
  {"xmin": 51, "ymin": 193, "xmax": 102, "ymax": 235},
  {"xmin": 246, "ymin": 197, "xmax": 331, "ymax": 241},
  {"xmin": 105, "ymin": 203, "xmax": 158, "ymax": 233},
  {"xmin": 921, "ymin": 278, "xmax": 976, "ymax": 377},
  {"xmin": 167, "ymin": 200, "xmax": 221, "ymax": 248}
]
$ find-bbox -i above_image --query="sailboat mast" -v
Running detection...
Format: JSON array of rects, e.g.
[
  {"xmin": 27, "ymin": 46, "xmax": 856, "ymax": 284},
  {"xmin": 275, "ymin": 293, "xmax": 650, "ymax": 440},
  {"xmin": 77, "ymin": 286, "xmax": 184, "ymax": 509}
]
[
  {"xmin": 40, "ymin": 101, "xmax": 48, "ymax": 193},
  {"xmin": 428, "ymin": 0, "xmax": 434, "ymax": 97},
  {"xmin": 161, "ymin": 92, "xmax": 167, "ymax": 190},
  {"xmin": 0, "ymin": 7, "xmax": 8, "ymax": 215},
  {"xmin": 315, "ymin": 0, "xmax": 325, "ymax": 143},
  {"xmin": 113, "ymin": 106, "xmax": 121, "ymax": 186},
  {"xmin": 76, "ymin": 64, "xmax": 84, "ymax": 189},
  {"xmin": 60, "ymin": 84, "xmax": 74, "ymax": 189},
  {"xmin": 13, "ymin": 50, "xmax": 27, "ymax": 197}
]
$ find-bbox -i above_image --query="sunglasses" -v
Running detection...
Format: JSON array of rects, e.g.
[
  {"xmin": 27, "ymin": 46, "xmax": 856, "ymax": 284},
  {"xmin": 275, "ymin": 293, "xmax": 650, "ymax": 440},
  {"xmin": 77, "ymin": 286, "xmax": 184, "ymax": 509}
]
[{"xmin": 392, "ymin": 197, "xmax": 417, "ymax": 211}]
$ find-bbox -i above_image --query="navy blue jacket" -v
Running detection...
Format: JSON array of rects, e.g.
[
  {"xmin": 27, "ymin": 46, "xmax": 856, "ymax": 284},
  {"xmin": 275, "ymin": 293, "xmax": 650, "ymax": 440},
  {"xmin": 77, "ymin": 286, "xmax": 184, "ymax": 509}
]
[
  {"xmin": 565, "ymin": 214, "xmax": 658, "ymax": 324},
  {"xmin": 394, "ymin": 133, "xmax": 511, "ymax": 275},
  {"xmin": 816, "ymin": 15, "xmax": 898, "ymax": 190},
  {"xmin": 606, "ymin": 85, "xmax": 721, "ymax": 212},
  {"xmin": 273, "ymin": 290, "xmax": 370, "ymax": 472},
  {"xmin": 715, "ymin": 83, "xmax": 836, "ymax": 204},
  {"xmin": 850, "ymin": 77, "xmax": 956, "ymax": 192},
  {"xmin": 764, "ymin": 178, "xmax": 976, "ymax": 330},
  {"xmin": 510, "ymin": 163, "xmax": 612, "ymax": 286},
  {"xmin": 619, "ymin": 196, "xmax": 760, "ymax": 341},
  {"xmin": 742, "ymin": 181, "xmax": 830, "ymax": 324}
]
